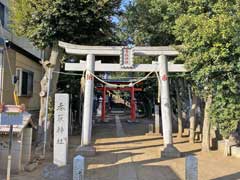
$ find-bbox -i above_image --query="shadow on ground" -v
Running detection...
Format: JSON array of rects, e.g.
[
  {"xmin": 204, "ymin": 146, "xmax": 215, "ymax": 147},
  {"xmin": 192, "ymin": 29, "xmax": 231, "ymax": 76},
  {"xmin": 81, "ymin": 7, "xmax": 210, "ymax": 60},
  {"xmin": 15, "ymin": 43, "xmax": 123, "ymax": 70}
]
[
  {"xmin": 86, "ymin": 151, "xmax": 181, "ymax": 180},
  {"xmin": 212, "ymin": 172, "xmax": 240, "ymax": 180}
]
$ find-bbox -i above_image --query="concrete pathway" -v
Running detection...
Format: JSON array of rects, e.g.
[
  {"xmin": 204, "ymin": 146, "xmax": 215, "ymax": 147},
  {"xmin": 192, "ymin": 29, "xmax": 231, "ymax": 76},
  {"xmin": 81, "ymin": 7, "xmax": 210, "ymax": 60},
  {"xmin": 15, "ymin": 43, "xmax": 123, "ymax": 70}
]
[
  {"xmin": 115, "ymin": 115, "xmax": 138, "ymax": 180},
  {"xmin": 115, "ymin": 115, "xmax": 125, "ymax": 137}
]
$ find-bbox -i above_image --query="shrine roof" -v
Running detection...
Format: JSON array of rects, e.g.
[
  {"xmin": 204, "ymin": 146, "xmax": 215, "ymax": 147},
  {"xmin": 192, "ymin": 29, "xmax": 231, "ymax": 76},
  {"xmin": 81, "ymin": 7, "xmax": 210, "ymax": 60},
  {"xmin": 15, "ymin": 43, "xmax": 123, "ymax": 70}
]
[{"xmin": 0, "ymin": 112, "xmax": 36, "ymax": 134}]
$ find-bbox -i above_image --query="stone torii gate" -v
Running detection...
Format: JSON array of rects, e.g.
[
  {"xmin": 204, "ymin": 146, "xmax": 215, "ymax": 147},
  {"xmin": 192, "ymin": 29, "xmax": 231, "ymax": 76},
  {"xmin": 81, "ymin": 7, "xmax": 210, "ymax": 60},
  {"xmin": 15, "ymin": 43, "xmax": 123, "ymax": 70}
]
[{"xmin": 59, "ymin": 41, "xmax": 186, "ymax": 158}]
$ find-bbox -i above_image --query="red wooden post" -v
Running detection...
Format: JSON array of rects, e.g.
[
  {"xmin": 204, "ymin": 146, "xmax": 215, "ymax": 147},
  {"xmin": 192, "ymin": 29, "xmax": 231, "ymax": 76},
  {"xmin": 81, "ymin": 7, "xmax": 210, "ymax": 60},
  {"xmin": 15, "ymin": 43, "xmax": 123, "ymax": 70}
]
[
  {"xmin": 101, "ymin": 86, "xmax": 106, "ymax": 121},
  {"xmin": 130, "ymin": 86, "xmax": 136, "ymax": 121}
]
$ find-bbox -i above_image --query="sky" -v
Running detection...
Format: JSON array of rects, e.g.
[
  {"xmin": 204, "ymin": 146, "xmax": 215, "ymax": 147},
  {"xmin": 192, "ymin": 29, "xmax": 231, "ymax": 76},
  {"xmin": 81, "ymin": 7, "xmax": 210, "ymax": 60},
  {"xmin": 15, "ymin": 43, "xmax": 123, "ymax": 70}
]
[
  {"xmin": 121, "ymin": 0, "xmax": 132, "ymax": 9},
  {"xmin": 112, "ymin": 0, "xmax": 132, "ymax": 23}
]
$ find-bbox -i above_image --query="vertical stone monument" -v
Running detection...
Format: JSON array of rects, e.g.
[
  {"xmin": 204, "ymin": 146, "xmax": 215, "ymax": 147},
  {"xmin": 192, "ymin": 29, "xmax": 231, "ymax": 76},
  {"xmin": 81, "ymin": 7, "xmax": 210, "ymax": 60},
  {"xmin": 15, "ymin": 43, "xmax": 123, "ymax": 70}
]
[
  {"xmin": 185, "ymin": 155, "xmax": 198, "ymax": 180},
  {"xmin": 73, "ymin": 155, "xmax": 85, "ymax": 180},
  {"xmin": 54, "ymin": 94, "xmax": 69, "ymax": 166}
]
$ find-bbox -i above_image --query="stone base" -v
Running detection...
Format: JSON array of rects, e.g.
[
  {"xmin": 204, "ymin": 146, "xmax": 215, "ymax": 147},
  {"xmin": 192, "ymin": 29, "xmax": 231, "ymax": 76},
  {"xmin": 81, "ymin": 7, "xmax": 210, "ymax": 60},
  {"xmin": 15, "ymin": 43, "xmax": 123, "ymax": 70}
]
[
  {"xmin": 218, "ymin": 140, "xmax": 240, "ymax": 158},
  {"xmin": 126, "ymin": 120, "xmax": 139, "ymax": 123},
  {"xmin": 111, "ymin": 110, "xmax": 124, "ymax": 114},
  {"xmin": 145, "ymin": 133, "xmax": 161, "ymax": 136},
  {"xmin": 145, "ymin": 132, "xmax": 154, "ymax": 136},
  {"xmin": 231, "ymin": 146, "xmax": 240, "ymax": 158},
  {"xmin": 161, "ymin": 144, "xmax": 181, "ymax": 158},
  {"xmin": 75, "ymin": 145, "xmax": 96, "ymax": 157}
]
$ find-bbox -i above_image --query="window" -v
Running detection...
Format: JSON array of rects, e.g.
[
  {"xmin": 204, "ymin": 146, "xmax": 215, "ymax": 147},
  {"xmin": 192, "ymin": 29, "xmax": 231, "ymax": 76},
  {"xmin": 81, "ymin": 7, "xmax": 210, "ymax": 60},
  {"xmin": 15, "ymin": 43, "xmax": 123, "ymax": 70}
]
[
  {"xmin": 0, "ymin": 3, "xmax": 4, "ymax": 26},
  {"xmin": 16, "ymin": 68, "xmax": 34, "ymax": 96}
]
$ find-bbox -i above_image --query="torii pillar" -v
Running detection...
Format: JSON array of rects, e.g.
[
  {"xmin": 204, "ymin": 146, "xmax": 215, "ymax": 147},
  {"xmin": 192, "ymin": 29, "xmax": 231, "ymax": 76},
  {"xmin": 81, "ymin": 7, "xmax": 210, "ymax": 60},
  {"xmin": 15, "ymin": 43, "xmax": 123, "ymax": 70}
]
[
  {"xmin": 130, "ymin": 86, "xmax": 136, "ymax": 121},
  {"xmin": 159, "ymin": 55, "xmax": 181, "ymax": 158},
  {"xmin": 77, "ymin": 54, "xmax": 96, "ymax": 156}
]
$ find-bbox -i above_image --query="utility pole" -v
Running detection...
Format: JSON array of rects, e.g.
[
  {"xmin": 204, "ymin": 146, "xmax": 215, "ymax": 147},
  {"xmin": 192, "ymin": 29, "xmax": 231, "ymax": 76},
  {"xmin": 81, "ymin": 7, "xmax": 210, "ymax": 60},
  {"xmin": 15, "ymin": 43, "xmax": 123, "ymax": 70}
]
[
  {"xmin": 43, "ymin": 68, "xmax": 52, "ymax": 157},
  {"xmin": 0, "ymin": 36, "xmax": 5, "ymax": 104}
]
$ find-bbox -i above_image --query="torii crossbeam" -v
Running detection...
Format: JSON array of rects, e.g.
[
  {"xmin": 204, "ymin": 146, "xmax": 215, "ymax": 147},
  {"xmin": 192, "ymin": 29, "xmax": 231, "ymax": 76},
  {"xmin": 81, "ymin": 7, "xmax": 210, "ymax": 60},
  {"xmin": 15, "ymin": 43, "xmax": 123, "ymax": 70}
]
[
  {"xmin": 65, "ymin": 60, "xmax": 186, "ymax": 72},
  {"xmin": 59, "ymin": 41, "xmax": 184, "ymax": 158}
]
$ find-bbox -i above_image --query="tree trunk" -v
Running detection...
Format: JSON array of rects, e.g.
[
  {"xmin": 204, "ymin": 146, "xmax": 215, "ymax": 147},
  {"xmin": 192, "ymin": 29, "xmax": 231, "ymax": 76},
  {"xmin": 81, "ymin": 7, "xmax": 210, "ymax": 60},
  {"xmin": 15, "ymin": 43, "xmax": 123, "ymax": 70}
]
[
  {"xmin": 145, "ymin": 96, "xmax": 153, "ymax": 118},
  {"xmin": 201, "ymin": 95, "xmax": 212, "ymax": 152},
  {"xmin": 171, "ymin": 110, "xmax": 178, "ymax": 131},
  {"xmin": 189, "ymin": 94, "xmax": 197, "ymax": 143},
  {"xmin": 36, "ymin": 44, "xmax": 63, "ymax": 152},
  {"xmin": 176, "ymin": 80, "xmax": 183, "ymax": 138}
]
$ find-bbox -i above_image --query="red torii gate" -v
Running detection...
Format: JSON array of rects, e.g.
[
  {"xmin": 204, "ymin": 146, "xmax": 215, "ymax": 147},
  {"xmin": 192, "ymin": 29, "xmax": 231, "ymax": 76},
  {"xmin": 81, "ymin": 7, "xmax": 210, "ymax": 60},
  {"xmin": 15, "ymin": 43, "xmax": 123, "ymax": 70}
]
[{"xmin": 96, "ymin": 84, "xmax": 142, "ymax": 122}]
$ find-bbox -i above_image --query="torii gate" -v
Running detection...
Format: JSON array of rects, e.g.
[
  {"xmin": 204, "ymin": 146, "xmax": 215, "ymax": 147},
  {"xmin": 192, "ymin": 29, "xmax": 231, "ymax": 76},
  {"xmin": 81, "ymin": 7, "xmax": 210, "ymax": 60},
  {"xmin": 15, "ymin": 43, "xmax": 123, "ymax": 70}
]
[
  {"xmin": 96, "ymin": 86, "xmax": 142, "ymax": 121},
  {"xmin": 59, "ymin": 41, "xmax": 186, "ymax": 158}
]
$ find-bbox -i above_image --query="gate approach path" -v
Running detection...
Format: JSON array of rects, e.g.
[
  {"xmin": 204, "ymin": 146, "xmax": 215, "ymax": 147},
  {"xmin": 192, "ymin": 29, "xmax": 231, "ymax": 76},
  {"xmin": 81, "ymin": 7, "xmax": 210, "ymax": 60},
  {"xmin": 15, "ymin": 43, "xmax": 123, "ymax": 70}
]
[
  {"xmin": 9, "ymin": 112, "xmax": 240, "ymax": 180},
  {"xmin": 85, "ymin": 113, "xmax": 240, "ymax": 180}
]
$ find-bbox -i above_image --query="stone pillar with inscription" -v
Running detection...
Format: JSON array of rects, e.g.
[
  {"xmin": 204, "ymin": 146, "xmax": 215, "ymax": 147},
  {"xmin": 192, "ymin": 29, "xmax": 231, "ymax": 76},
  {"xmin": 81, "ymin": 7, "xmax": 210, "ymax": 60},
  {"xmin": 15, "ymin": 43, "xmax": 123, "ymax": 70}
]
[
  {"xmin": 77, "ymin": 54, "xmax": 96, "ymax": 156},
  {"xmin": 159, "ymin": 55, "xmax": 180, "ymax": 158},
  {"xmin": 54, "ymin": 93, "xmax": 69, "ymax": 166}
]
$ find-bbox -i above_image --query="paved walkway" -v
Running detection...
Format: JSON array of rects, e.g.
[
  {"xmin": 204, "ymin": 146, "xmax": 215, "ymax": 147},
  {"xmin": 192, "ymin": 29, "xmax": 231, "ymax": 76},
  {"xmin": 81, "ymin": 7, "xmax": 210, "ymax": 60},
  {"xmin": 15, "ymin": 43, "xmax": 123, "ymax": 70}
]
[{"xmin": 115, "ymin": 115, "xmax": 138, "ymax": 180}]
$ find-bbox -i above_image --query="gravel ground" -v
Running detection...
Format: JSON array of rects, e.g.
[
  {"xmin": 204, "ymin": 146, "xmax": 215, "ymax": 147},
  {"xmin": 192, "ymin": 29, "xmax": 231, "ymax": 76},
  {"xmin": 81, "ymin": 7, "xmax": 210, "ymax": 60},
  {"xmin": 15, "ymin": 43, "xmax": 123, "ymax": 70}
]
[{"xmin": 2, "ymin": 113, "xmax": 240, "ymax": 180}]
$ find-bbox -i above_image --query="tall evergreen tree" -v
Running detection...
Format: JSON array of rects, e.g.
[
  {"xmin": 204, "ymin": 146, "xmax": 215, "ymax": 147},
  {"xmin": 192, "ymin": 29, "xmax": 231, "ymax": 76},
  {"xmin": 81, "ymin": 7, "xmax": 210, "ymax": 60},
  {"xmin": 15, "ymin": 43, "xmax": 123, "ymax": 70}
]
[
  {"xmin": 174, "ymin": 0, "xmax": 240, "ymax": 142},
  {"xmin": 10, "ymin": 0, "xmax": 121, "ymax": 150},
  {"xmin": 122, "ymin": 0, "xmax": 240, "ymax": 151}
]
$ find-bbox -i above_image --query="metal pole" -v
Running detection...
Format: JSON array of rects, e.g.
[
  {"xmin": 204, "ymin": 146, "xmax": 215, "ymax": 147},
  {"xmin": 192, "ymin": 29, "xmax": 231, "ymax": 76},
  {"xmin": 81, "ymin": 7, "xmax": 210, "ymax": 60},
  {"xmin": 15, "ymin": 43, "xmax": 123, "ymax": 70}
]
[
  {"xmin": 81, "ymin": 54, "xmax": 95, "ymax": 146},
  {"xmin": 69, "ymin": 94, "xmax": 73, "ymax": 135},
  {"xmin": 43, "ymin": 68, "xmax": 52, "ymax": 156},
  {"xmin": 0, "ymin": 48, "xmax": 4, "ymax": 104},
  {"xmin": 6, "ymin": 124, "xmax": 13, "ymax": 180}
]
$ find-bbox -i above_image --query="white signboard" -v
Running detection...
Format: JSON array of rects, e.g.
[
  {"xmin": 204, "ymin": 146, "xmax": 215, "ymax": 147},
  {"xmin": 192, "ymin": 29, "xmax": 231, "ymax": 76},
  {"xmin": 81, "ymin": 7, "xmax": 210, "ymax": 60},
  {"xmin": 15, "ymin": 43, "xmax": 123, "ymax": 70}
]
[
  {"xmin": 54, "ymin": 93, "xmax": 69, "ymax": 166},
  {"xmin": 120, "ymin": 47, "xmax": 133, "ymax": 68}
]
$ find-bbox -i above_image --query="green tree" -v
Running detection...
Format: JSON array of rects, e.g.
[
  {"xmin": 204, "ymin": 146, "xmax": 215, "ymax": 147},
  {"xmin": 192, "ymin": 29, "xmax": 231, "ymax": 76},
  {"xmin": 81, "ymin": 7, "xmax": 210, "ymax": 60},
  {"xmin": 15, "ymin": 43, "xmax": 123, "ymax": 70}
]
[
  {"xmin": 122, "ymin": 0, "xmax": 240, "ymax": 151},
  {"xmin": 174, "ymin": 0, "xmax": 240, "ymax": 149},
  {"xmin": 120, "ymin": 0, "xmax": 191, "ymax": 139},
  {"xmin": 11, "ymin": 0, "xmax": 121, "ymax": 47},
  {"xmin": 10, "ymin": 0, "xmax": 121, "ymax": 150},
  {"xmin": 119, "ymin": 0, "xmax": 187, "ymax": 46}
]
